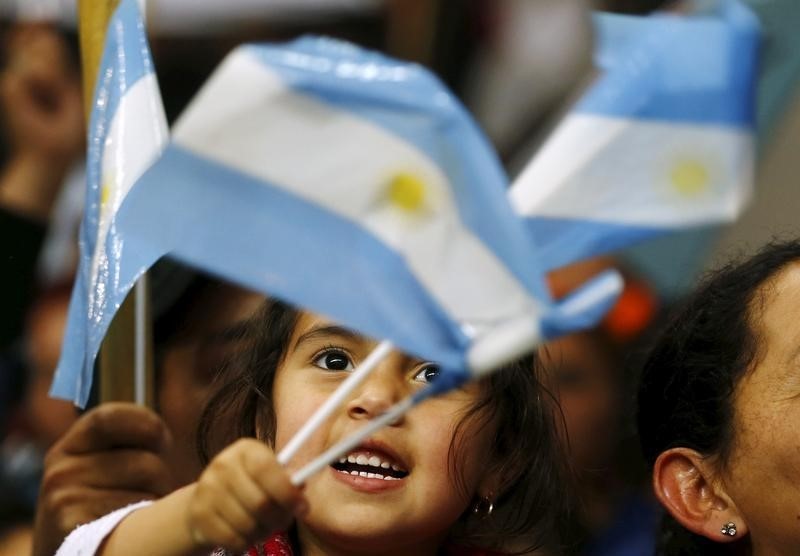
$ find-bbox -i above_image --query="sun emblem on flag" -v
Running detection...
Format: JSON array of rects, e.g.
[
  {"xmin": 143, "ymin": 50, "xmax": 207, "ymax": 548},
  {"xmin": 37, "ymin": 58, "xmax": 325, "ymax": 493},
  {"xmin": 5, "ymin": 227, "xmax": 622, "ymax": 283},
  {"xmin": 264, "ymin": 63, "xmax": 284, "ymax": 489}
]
[
  {"xmin": 100, "ymin": 164, "xmax": 116, "ymax": 210},
  {"xmin": 669, "ymin": 159, "xmax": 710, "ymax": 197},
  {"xmin": 387, "ymin": 172, "xmax": 427, "ymax": 212},
  {"xmin": 100, "ymin": 182, "xmax": 112, "ymax": 207}
]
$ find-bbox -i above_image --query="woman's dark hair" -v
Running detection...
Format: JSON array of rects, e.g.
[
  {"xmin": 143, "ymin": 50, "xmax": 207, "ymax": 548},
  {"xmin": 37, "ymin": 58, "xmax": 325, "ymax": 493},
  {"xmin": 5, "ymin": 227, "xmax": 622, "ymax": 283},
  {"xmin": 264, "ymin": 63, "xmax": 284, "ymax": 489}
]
[
  {"xmin": 637, "ymin": 239, "xmax": 800, "ymax": 555},
  {"xmin": 196, "ymin": 298, "xmax": 573, "ymax": 553}
]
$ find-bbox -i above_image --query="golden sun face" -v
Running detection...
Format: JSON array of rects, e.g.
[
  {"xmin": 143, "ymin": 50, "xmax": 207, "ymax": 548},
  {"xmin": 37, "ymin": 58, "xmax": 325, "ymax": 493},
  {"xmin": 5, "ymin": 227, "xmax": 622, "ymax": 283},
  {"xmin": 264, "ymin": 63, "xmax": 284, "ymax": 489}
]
[
  {"xmin": 669, "ymin": 159, "xmax": 710, "ymax": 197},
  {"xmin": 387, "ymin": 172, "xmax": 427, "ymax": 212}
]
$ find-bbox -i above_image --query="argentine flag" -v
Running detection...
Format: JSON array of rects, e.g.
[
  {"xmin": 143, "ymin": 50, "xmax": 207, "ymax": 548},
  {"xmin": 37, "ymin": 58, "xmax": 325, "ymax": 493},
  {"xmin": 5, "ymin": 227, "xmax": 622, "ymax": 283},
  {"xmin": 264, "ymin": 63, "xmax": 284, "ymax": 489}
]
[
  {"xmin": 53, "ymin": 37, "xmax": 621, "ymax": 406},
  {"xmin": 52, "ymin": 0, "xmax": 168, "ymax": 405},
  {"xmin": 510, "ymin": 0, "xmax": 760, "ymax": 271}
]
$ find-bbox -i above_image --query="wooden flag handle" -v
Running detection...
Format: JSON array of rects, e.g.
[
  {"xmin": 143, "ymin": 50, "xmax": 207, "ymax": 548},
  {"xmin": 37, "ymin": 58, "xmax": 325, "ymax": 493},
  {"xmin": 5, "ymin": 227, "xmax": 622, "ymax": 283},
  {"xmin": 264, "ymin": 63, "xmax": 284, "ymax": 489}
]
[{"xmin": 78, "ymin": 0, "xmax": 120, "ymax": 119}]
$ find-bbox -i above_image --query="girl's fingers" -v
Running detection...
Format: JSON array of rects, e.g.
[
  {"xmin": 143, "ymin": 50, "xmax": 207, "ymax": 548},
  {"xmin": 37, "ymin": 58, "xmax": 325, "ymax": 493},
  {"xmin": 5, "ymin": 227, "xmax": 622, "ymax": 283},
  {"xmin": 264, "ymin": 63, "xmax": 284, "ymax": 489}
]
[
  {"xmin": 209, "ymin": 492, "xmax": 259, "ymax": 541},
  {"xmin": 239, "ymin": 439, "xmax": 306, "ymax": 515},
  {"xmin": 195, "ymin": 468, "xmax": 259, "ymax": 536},
  {"xmin": 190, "ymin": 474, "xmax": 256, "ymax": 551},
  {"xmin": 191, "ymin": 511, "xmax": 250, "ymax": 553},
  {"xmin": 189, "ymin": 438, "xmax": 308, "ymax": 551},
  {"xmin": 223, "ymin": 455, "xmax": 272, "ymax": 513}
]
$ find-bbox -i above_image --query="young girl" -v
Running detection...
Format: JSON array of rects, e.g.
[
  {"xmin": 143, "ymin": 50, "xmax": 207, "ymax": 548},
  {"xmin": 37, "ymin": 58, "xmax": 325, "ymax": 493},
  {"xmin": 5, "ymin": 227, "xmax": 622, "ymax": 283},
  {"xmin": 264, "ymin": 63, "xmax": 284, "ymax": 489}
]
[{"xmin": 57, "ymin": 299, "xmax": 571, "ymax": 555}]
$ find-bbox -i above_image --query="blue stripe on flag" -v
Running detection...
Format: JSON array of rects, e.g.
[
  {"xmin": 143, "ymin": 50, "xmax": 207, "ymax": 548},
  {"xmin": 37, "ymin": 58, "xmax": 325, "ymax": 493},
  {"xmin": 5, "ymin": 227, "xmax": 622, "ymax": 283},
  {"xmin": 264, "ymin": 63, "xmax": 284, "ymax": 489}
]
[
  {"xmin": 114, "ymin": 146, "xmax": 470, "ymax": 371},
  {"xmin": 247, "ymin": 38, "xmax": 552, "ymax": 304},
  {"xmin": 51, "ymin": 272, "xmax": 92, "ymax": 403},
  {"xmin": 578, "ymin": 0, "xmax": 759, "ymax": 128},
  {"xmin": 523, "ymin": 217, "xmax": 664, "ymax": 272}
]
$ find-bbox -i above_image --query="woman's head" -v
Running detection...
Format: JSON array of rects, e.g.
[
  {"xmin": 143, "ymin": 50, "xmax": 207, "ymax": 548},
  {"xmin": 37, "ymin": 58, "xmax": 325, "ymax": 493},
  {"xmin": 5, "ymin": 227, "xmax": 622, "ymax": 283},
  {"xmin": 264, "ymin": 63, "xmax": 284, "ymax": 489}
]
[
  {"xmin": 637, "ymin": 239, "xmax": 800, "ymax": 555},
  {"xmin": 198, "ymin": 299, "xmax": 570, "ymax": 554}
]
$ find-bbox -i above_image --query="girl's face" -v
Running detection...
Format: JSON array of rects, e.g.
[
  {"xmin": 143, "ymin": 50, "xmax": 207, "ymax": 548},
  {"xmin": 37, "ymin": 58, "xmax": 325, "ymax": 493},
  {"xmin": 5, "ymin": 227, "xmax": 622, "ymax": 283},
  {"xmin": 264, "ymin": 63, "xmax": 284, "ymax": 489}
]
[{"xmin": 271, "ymin": 312, "xmax": 496, "ymax": 556}]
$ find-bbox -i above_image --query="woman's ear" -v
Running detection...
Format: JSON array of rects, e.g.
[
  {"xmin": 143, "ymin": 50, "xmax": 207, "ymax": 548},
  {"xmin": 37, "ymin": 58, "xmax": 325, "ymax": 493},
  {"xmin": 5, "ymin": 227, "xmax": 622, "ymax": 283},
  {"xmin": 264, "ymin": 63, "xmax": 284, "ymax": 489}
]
[{"xmin": 653, "ymin": 447, "xmax": 748, "ymax": 543}]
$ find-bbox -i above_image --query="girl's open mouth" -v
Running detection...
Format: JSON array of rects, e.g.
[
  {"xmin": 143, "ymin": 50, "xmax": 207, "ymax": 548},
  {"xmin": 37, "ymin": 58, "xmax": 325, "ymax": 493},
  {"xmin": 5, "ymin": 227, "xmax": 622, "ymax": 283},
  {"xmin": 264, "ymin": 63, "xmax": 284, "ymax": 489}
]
[{"xmin": 330, "ymin": 449, "xmax": 409, "ymax": 481}]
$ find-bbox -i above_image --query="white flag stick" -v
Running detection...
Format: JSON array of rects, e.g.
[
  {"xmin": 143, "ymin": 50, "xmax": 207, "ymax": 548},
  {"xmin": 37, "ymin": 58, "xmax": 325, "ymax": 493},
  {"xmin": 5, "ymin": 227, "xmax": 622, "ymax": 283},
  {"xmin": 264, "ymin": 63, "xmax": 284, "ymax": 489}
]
[
  {"xmin": 290, "ymin": 391, "xmax": 418, "ymax": 486},
  {"xmin": 277, "ymin": 339, "xmax": 394, "ymax": 466}
]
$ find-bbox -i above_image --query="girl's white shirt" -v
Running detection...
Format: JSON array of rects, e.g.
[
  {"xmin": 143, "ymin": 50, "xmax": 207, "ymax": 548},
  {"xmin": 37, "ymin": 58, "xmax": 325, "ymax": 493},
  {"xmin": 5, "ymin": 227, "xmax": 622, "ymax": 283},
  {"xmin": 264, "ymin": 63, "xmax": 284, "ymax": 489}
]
[{"xmin": 55, "ymin": 500, "xmax": 153, "ymax": 555}]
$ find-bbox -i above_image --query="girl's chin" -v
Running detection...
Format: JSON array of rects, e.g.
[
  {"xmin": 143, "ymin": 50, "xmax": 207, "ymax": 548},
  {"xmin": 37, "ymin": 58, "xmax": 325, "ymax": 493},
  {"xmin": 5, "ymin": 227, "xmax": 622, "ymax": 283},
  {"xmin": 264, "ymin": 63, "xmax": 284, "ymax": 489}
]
[{"xmin": 296, "ymin": 520, "xmax": 439, "ymax": 556}]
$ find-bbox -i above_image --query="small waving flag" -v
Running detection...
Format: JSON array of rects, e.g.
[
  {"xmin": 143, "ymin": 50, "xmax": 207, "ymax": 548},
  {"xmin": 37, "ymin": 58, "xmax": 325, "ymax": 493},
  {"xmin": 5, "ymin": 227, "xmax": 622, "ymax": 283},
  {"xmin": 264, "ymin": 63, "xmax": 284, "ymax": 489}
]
[
  {"xmin": 53, "ymin": 36, "xmax": 622, "ymax": 406},
  {"xmin": 509, "ymin": 0, "xmax": 760, "ymax": 271},
  {"xmin": 52, "ymin": 0, "xmax": 167, "ymax": 405}
]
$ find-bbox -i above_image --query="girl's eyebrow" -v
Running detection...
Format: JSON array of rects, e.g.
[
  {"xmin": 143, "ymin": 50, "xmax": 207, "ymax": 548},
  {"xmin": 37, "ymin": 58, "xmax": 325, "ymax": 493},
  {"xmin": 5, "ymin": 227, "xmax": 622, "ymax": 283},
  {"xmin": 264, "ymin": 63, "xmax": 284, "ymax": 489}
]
[{"xmin": 295, "ymin": 324, "xmax": 365, "ymax": 347}]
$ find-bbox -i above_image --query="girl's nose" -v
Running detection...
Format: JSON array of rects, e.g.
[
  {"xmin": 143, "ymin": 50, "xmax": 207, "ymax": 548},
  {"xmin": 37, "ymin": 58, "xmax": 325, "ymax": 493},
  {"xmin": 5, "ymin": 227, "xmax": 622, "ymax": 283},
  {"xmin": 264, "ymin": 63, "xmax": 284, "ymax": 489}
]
[{"xmin": 346, "ymin": 355, "xmax": 406, "ymax": 424}]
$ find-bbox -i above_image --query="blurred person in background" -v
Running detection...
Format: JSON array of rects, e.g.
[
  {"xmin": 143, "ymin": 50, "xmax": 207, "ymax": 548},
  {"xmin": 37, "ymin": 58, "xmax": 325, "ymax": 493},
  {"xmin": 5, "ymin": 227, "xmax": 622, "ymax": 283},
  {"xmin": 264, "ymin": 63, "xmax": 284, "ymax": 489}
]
[
  {"xmin": 0, "ymin": 22, "xmax": 83, "ymax": 349},
  {"xmin": 0, "ymin": 22, "xmax": 84, "ymax": 553},
  {"xmin": 546, "ymin": 259, "xmax": 662, "ymax": 556},
  {"xmin": 0, "ymin": 285, "xmax": 77, "ymax": 555}
]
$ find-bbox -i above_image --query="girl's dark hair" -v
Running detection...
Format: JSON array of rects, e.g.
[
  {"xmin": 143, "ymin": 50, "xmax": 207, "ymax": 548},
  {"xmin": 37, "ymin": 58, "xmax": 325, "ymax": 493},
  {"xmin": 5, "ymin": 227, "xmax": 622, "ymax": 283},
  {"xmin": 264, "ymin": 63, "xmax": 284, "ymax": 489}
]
[
  {"xmin": 197, "ymin": 298, "xmax": 573, "ymax": 553},
  {"xmin": 637, "ymin": 239, "xmax": 800, "ymax": 555}
]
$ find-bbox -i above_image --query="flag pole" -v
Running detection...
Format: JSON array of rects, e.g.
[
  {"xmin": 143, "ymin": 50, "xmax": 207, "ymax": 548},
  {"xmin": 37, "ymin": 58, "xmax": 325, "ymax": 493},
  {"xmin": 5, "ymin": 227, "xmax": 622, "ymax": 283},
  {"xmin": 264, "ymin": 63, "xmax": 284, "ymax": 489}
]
[{"xmin": 78, "ymin": 0, "xmax": 155, "ymax": 407}]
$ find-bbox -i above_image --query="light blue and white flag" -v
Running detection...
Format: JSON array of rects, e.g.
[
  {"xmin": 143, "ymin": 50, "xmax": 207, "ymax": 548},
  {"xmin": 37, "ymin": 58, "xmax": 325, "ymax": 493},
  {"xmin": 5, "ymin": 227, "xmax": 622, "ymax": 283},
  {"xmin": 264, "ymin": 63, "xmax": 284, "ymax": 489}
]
[
  {"xmin": 52, "ymin": 36, "xmax": 622, "ymax": 405},
  {"xmin": 51, "ymin": 0, "xmax": 168, "ymax": 405},
  {"xmin": 509, "ymin": 0, "xmax": 760, "ymax": 271}
]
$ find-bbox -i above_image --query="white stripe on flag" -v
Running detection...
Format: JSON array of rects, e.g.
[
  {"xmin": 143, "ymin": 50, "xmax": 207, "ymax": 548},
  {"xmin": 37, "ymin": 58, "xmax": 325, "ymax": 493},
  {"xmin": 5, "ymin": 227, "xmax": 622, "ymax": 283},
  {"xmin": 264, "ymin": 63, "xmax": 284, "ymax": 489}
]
[
  {"xmin": 173, "ymin": 50, "xmax": 541, "ymax": 328},
  {"xmin": 510, "ymin": 113, "xmax": 753, "ymax": 227},
  {"xmin": 89, "ymin": 73, "xmax": 168, "ymax": 314}
]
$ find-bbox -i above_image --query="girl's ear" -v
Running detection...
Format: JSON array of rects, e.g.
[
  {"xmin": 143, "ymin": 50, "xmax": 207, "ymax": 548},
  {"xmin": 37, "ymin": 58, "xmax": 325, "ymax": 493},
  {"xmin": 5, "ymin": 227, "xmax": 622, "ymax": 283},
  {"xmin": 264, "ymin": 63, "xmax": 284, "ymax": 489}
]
[
  {"xmin": 653, "ymin": 447, "xmax": 748, "ymax": 543},
  {"xmin": 475, "ymin": 462, "xmax": 503, "ymax": 504}
]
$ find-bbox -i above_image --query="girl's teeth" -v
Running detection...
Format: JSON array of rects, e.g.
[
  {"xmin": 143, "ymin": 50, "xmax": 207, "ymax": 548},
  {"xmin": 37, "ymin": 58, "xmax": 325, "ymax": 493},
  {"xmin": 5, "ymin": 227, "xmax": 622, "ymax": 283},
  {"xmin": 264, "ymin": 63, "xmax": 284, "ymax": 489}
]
[
  {"xmin": 340, "ymin": 451, "xmax": 407, "ymax": 474},
  {"xmin": 337, "ymin": 463, "xmax": 403, "ymax": 480}
]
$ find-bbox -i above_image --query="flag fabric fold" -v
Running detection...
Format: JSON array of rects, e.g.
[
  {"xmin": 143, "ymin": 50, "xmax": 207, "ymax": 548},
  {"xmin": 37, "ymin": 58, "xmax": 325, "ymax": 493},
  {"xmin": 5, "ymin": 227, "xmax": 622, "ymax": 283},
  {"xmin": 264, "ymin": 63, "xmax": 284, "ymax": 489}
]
[
  {"xmin": 509, "ymin": 0, "xmax": 760, "ymax": 271},
  {"xmin": 51, "ymin": 0, "xmax": 168, "ymax": 405}
]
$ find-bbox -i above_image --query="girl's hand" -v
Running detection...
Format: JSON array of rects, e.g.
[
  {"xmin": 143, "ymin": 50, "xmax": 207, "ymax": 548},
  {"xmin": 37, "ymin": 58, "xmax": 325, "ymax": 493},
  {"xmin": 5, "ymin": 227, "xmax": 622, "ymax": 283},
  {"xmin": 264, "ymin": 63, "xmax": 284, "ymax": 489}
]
[{"xmin": 186, "ymin": 438, "xmax": 307, "ymax": 552}]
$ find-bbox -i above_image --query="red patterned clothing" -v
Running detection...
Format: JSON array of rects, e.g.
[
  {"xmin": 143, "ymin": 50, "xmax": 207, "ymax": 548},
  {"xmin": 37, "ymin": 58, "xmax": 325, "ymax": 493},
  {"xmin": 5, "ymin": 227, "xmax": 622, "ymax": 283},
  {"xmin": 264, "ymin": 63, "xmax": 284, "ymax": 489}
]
[{"xmin": 234, "ymin": 532, "xmax": 506, "ymax": 556}]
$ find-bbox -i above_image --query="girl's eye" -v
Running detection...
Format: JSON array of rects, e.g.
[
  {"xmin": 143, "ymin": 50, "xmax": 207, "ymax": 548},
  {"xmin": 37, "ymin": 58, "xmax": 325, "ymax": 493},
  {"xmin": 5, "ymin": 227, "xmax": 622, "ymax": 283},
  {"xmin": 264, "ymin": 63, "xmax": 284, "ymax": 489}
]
[
  {"xmin": 313, "ymin": 350, "xmax": 354, "ymax": 371},
  {"xmin": 413, "ymin": 364, "xmax": 440, "ymax": 383}
]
